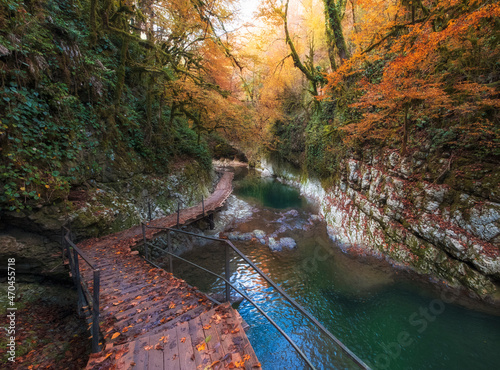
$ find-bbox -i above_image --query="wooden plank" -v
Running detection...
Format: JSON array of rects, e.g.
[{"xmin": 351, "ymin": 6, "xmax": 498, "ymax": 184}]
[
  {"xmin": 162, "ymin": 328, "xmax": 181, "ymax": 370},
  {"xmin": 225, "ymin": 309, "xmax": 261, "ymax": 370},
  {"xmin": 110, "ymin": 342, "xmax": 134, "ymax": 370},
  {"xmin": 135, "ymin": 305, "xmax": 209, "ymax": 340},
  {"xmin": 176, "ymin": 321, "xmax": 196, "ymax": 370},
  {"xmin": 217, "ymin": 308, "xmax": 243, "ymax": 368},
  {"xmin": 200, "ymin": 309, "xmax": 226, "ymax": 365},
  {"xmin": 148, "ymin": 333, "xmax": 166, "ymax": 370},
  {"xmin": 188, "ymin": 316, "xmax": 212, "ymax": 369},
  {"xmin": 131, "ymin": 334, "xmax": 150, "ymax": 369}
]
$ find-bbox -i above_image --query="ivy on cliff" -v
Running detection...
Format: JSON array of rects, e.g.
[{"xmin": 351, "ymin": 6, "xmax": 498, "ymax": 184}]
[{"xmin": 0, "ymin": 0, "xmax": 247, "ymax": 212}]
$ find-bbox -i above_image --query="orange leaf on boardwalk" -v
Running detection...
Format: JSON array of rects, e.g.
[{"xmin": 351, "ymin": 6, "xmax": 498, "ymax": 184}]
[
  {"xmin": 203, "ymin": 325, "xmax": 211, "ymax": 330},
  {"xmin": 111, "ymin": 332, "xmax": 120, "ymax": 340},
  {"xmin": 180, "ymin": 337, "xmax": 186, "ymax": 343},
  {"xmin": 196, "ymin": 342, "xmax": 206, "ymax": 351}
]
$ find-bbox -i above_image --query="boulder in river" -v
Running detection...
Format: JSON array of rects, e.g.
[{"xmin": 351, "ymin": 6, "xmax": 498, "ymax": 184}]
[
  {"xmin": 267, "ymin": 237, "xmax": 297, "ymax": 251},
  {"xmin": 253, "ymin": 229, "xmax": 266, "ymax": 239},
  {"xmin": 279, "ymin": 237, "xmax": 297, "ymax": 249}
]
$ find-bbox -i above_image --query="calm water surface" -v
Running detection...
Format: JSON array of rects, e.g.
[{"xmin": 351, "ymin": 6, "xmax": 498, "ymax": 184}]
[{"xmin": 169, "ymin": 170, "xmax": 500, "ymax": 369}]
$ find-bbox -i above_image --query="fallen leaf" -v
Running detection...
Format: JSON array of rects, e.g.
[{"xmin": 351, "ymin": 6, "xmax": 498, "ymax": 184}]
[
  {"xmin": 111, "ymin": 332, "xmax": 120, "ymax": 340},
  {"xmin": 144, "ymin": 345, "xmax": 153, "ymax": 351},
  {"xmin": 155, "ymin": 343, "xmax": 164, "ymax": 350},
  {"xmin": 253, "ymin": 363, "xmax": 262, "ymax": 368},
  {"xmin": 180, "ymin": 337, "xmax": 186, "ymax": 343},
  {"xmin": 197, "ymin": 342, "xmax": 206, "ymax": 351},
  {"xmin": 203, "ymin": 325, "xmax": 211, "ymax": 330}
]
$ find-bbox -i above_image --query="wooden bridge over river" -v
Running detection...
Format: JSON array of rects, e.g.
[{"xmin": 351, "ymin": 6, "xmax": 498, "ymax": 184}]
[{"xmin": 70, "ymin": 171, "xmax": 262, "ymax": 369}]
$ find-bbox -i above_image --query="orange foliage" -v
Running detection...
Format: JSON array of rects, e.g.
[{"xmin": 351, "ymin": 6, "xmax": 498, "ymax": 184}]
[{"xmin": 321, "ymin": 0, "xmax": 500, "ymax": 153}]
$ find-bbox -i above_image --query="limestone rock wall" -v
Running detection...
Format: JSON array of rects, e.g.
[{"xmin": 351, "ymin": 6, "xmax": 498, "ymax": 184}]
[{"xmin": 259, "ymin": 153, "xmax": 500, "ymax": 299}]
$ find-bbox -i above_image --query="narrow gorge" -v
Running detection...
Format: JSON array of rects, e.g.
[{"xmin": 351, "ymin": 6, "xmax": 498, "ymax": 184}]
[{"xmin": 258, "ymin": 151, "xmax": 500, "ymax": 304}]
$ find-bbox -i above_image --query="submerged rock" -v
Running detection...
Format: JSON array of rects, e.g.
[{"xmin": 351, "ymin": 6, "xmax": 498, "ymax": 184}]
[
  {"xmin": 268, "ymin": 237, "xmax": 280, "ymax": 251},
  {"xmin": 279, "ymin": 237, "xmax": 297, "ymax": 249},
  {"xmin": 227, "ymin": 231, "xmax": 241, "ymax": 241},
  {"xmin": 253, "ymin": 229, "xmax": 266, "ymax": 239},
  {"xmin": 283, "ymin": 209, "xmax": 299, "ymax": 218},
  {"xmin": 267, "ymin": 237, "xmax": 297, "ymax": 252}
]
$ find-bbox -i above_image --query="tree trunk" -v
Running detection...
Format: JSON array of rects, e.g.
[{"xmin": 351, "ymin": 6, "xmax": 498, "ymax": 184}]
[
  {"xmin": 323, "ymin": 0, "xmax": 349, "ymax": 67},
  {"xmin": 90, "ymin": 0, "xmax": 98, "ymax": 45},
  {"xmin": 282, "ymin": 0, "xmax": 319, "ymax": 94},
  {"xmin": 114, "ymin": 36, "xmax": 130, "ymax": 107}
]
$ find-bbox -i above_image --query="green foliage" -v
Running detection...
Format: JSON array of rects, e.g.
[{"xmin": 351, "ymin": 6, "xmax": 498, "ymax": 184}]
[
  {"xmin": 0, "ymin": 0, "xmax": 213, "ymax": 212},
  {"xmin": 304, "ymin": 104, "xmax": 345, "ymax": 179},
  {"xmin": 0, "ymin": 83, "xmax": 79, "ymax": 210}
]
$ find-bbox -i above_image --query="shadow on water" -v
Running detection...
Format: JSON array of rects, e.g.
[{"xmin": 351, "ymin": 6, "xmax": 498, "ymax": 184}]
[{"xmin": 162, "ymin": 172, "xmax": 500, "ymax": 370}]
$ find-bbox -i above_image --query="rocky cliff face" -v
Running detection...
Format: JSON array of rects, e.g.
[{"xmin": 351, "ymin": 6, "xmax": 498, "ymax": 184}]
[{"xmin": 259, "ymin": 152, "xmax": 500, "ymax": 301}]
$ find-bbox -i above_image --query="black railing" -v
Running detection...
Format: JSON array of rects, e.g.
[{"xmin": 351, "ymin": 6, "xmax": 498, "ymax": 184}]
[
  {"xmin": 141, "ymin": 223, "xmax": 370, "ymax": 370},
  {"xmin": 61, "ymin": 227, "xmax": 100, "ymax": 353}
]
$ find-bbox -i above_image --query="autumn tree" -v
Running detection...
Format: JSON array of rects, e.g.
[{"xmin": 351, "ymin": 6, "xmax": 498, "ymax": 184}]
[{"xmin": 322, "ymin": 0, "xmax": 500, "ymax": 157}]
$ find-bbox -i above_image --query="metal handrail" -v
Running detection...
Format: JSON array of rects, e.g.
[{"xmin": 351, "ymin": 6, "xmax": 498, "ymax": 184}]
[
  {"xmin": 61, "ymin": 226, "xmax": 100, "ymax": 353},
  {"xmin": 145, "ymin": 241, "xmax": 316, "ymax": 369},
  {"xmin": 142, "ymin": 223, "xmax": 370, "ymax": 369}
]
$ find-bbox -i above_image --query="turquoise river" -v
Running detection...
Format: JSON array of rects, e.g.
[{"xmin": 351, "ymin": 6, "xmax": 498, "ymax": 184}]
[{"xmin": 168, "ymin": 169, "xmax": 500, "ymax": 369}]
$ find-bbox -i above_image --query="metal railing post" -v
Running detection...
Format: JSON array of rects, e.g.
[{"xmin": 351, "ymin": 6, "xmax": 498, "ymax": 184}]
[
  {"xmin": 92, "ymin": 269, "xmax": 100, "ymax": 353},
  {"xmin": 148, "ymin": 200, "xmax": 152, "ymax": 221},
  {"xmin": 167, "ymin": 232, "xmax": 173, "ymax": 273},
  {"xmin": 202, "ymin": 195, "xmax": 205, "ymax": 216},
  {"xmin": 73, "ymin": 248, "xmax": 84, "ymax": 316},
  {"xmin": 225, "ymin": 242, "xmax": 231, "ymax": 302},
  {"xmin": 142, "ymin": 223, "xmax": 149, "ymax": 260}
]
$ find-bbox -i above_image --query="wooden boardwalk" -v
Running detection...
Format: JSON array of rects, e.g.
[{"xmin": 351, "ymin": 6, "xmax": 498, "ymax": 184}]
[{"xmin": 77, "ymin": 171, "xmax": 261, "ymax": 369}]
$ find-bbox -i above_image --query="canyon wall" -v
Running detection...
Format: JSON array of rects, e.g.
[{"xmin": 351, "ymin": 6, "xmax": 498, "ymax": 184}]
[{"xmin": 259, "ymin": 151, "xmax": 500, "ymax": 301}]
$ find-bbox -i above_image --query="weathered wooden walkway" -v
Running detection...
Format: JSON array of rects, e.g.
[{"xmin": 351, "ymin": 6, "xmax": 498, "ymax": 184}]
[{"xmin": 77, "ymin": 171, "xmax": 261, "ymax": 369}]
